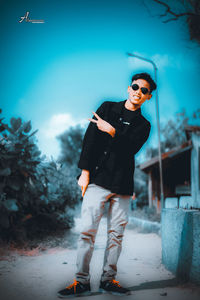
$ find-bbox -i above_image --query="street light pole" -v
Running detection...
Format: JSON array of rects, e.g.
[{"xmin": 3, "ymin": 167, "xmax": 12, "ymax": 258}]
[{"xmin": 127, "ymin": 52, "xmax": 164, "ymax": 210}]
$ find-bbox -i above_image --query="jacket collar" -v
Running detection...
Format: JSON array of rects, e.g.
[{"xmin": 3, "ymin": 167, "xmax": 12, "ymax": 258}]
[{"xmin": 111, "ymin": 100, "xmax": 141, "ymax": 116}]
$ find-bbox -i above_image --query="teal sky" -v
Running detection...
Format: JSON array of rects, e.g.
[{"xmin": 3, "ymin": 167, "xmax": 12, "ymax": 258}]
[{"xmin": 0, "ymin": 0, "xmax": 200, "ymax": 159}]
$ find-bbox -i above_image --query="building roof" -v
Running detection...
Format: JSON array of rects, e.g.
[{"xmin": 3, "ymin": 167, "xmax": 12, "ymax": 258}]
[
  {"xmin": 185, "ymin": 125, "xmax": 200, "ymax": 132},
  {"xmin": 185, "ymin": 125, "xmax": 200, "ymax": 140},
  {"xmin": 139, "ymin": 140, "xmax": 192, "ymax": 172}
]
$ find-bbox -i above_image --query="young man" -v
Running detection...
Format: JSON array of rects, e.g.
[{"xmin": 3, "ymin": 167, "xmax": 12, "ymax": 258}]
[{"xmin": 58, "ymin": 72, "xmax": 157, "ymax": 297}]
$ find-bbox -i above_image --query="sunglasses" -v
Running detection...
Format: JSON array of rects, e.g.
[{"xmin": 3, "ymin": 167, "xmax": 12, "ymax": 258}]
[{"xmin": 131, "ymin": 84, "xmax": 150, "ymax": 95}]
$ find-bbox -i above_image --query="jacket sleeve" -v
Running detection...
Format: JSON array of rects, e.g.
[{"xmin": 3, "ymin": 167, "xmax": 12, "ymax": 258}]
[
  {"xmin": 78, "ymin": 101, "xmax": 107, "ymax": 170},
  {"xmin": 113, "ymin": 120, "xmax": 151, "ymax": 155}
]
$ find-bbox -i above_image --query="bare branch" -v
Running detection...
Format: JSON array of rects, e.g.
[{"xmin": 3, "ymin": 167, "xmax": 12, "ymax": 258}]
[
  {"xmin": 151, "ymin": 0, "xmax": 199, "ymax": 22},
  {"xmin": 145, "ymin": 0, "xmax": 200, "ymax": 43},
  {"xmin": 163, "ymin": 12, "xmax": 196, "ymax": 22},
  {"xmin": 153, "ymin": 0, "xmax": 178, "ymax": 17},
  {"xmin": 163, "ymin": 17, "xmax": 179, "ymax": 23}
]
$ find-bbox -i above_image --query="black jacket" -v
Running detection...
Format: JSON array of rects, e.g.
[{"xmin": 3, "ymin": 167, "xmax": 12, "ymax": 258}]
[{"xmin": 78, "ymin": 100, "xmax": 151, "ymax": 195}]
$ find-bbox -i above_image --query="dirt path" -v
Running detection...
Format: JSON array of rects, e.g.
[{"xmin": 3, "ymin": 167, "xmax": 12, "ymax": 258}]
[{"xmin": 0, "ymin": 218, "xmax": 200, "ymax": 300}]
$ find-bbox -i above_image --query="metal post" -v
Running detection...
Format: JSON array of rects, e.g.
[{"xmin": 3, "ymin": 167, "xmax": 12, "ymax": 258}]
[{"xmin": 127, "ymin": 52, "xmax": 164, "ymax": 210}]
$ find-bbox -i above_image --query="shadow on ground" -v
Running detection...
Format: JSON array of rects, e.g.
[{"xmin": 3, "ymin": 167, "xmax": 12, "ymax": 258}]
[{"xmin": 129, "ymin": 278, "xmax": 181, "ymax": 291}]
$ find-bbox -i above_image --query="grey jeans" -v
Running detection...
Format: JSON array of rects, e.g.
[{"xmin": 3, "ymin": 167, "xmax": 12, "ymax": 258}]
[{"xmin": 75, "ymin": 183, "xmax": 130, "ymax": 283}]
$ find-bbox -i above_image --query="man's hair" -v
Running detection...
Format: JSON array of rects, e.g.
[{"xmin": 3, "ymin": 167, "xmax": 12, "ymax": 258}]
[{"xmin": 131, "ymin": 72, "xmax": 157, "ymax": 93}]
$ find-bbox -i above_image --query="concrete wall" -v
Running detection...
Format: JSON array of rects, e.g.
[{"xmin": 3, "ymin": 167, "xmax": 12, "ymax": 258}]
[
  {"xmin": 191, "ymin": 132, "xmax": 200, "ymax": 208},
  {"xmin": 165, "ymin": 196, "xmax": 192, "ymax": 209},
  {"xmin": 128, "ymin": 216, "xmax": 161, "ymax": 234},
  {"xmin": 179, "ymin": 196, "xmax": 193, "ymax": 208},
  {"xmin": 162, "ymin": 208, "xmax": 200, "ymax": 284},
  {"xmin": 165, "ymin": 197, "xmax": 178, "ymax": 208}
]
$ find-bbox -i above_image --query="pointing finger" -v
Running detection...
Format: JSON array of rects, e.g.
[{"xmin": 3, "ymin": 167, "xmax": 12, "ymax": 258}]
[
  {"xmin": 92, "ymin": 112, "xmax": 101, "ymax": 120},
  {"xmin": 88, "ymin": 118, "xmax": 98, "ymax": 123}
]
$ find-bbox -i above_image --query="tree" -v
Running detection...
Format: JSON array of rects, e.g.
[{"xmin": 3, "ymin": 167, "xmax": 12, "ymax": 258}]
[
  {"xmin": 57, "ymin": 125, "xmax": 84, "ymax": 167},
  {"xmin": 56, "ymin": 125, "xmax": 85, "ymax": 213},
  {"xmin": 144, "ymin": 0, "xmax": 200, "ymax": 43},
  {"xmin": 146, "ymin": 108, "xmax": 200, "ymax": 158},
  {"xmin": 0, "ymin": 110, "xmax": 80, "ymax": 243},
  {"xmin": 134, "ymin": 166, "xmax": 149, "ymax": 206}
]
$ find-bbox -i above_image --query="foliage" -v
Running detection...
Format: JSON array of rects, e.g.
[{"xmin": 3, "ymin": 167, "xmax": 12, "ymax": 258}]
[
  {"xmin": 146, "ymin": 108, "xmax": 200, "ymax": 158},
  {"xmin": 0, "ymin": 110, "xmax": 80, "ymax": 243},
  {"xmin": 57, "ymin": 125, "xmax": 84, "ymax": 168},
  {"xmin": 131, "ymin": 205, "xmax": 160, "ymax": 222},
  {"xmin": 147, "ymin": 0, "xmax": 200, "ymax": 44},
  {"xmin": 134, "ymin": 167, "xmax": 148, "ymax": 205},
  {"xmin": 133, "ymin": 108, "xmax": 200, "ymax": 211}
]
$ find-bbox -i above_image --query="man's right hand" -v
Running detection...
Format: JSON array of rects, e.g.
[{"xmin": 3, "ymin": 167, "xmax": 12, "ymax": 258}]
[{"xmin": 78, "ymin": 169, "xmax": 90, "ymax": 197}]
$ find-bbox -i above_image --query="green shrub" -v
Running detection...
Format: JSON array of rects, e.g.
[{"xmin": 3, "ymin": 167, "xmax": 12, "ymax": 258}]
[{"xmin": 0, "ymin": 110, "xmax": 81, "ymax": 243}]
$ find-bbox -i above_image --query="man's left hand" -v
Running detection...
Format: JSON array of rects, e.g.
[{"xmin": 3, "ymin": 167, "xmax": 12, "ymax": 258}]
[
  {"xmin": 132, "ymin": 193, "xmax": 136, "ymax": 201},
  {"xmin": 88, "ymin": 112, "xmax": 116, "ymax": 138}
]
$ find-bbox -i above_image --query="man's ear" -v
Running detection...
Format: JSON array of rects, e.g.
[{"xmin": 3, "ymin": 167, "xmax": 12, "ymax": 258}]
[{"xmin": 147, "ymin": 94, "xmax": 152, "ymax": 100}]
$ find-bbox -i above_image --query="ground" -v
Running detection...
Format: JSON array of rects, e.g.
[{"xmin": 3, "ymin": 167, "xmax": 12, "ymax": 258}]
[{"xmin": 0, "ymin": 217, "xmax": 200, "ymax": 300}]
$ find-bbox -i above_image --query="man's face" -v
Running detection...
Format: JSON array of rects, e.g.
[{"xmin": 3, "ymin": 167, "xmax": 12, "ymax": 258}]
[{"xmin": 127, "ymin": 79, "xmax": 152, "ymax": 107}]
